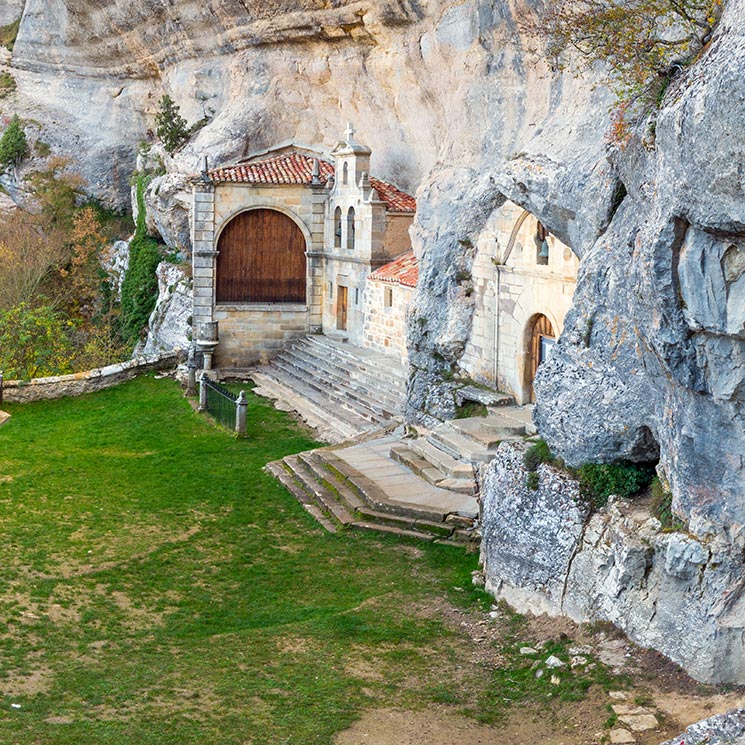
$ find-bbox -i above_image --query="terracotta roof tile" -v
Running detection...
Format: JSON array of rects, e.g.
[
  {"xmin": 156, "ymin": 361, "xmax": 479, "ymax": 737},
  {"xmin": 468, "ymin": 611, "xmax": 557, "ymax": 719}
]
[
  {"xmin": 208, "ymin": 152, "xmax": 416, "ymax": 214},
  {"xmin": 369, "ymin": 250, "xmax": 419, "ymax": 288}
]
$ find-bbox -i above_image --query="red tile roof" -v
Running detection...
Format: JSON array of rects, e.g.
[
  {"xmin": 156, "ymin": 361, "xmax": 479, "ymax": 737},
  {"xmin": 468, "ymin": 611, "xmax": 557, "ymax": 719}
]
[
  {"xmin": 208, "ymin": 152, "xmax": 416, "ymax": 214},
  {"xmin": 369, "ymin": 250, "xmax": 419, "ymax": 288}
]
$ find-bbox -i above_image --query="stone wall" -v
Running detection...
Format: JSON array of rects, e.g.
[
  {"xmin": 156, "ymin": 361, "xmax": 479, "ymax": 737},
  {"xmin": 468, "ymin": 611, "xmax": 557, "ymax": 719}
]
[
  {"xmin": 480, "ymin": 442, "xmax": 745, "ymax": 685},
  {"xmin": 460, "ymin": 201, "xmax": 578, "ymax": 404},
  {"xmin": 212, "ymin": 304, "xmax": 310, "ymax": 368},
  {"xmin": 1, "ymin": 353, "xmax": 180, "ymax": 404},
  {"xmin": 362, "ymin": 279, "xmax": 414, "ymax": 363}
]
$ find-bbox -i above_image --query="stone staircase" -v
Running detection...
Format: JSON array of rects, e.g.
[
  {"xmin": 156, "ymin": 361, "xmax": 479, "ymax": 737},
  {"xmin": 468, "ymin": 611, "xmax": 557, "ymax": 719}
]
[
  {"xmin": 251, "ymin": 335, "xmax": 407, "ymax": 443},
  {"xmin": 266, "ymin": 434, "xmax": 479, "ymax": 544},
  {"xmin": 390, "ymin": 404, "xmax": 537, "ymax": 495},
  {"xmin": 0, "ymin": 410, "xmax": 9, "ymax": 428}
]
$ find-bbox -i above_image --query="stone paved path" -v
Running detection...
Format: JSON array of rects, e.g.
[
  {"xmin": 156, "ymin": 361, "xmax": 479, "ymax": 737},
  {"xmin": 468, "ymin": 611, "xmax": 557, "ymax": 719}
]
[{"xmin": 333, "ymin": 434, "xmax": 479, "ymax": 518}]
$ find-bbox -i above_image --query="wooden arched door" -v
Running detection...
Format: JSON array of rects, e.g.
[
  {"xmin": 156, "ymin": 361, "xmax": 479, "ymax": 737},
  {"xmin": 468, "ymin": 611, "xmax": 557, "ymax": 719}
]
[
  {"xmin": 216, "ymin": 209, "xmax": 306, "ymax": 304},
  {"xmin": 527, "ymin": 314, "xmax": 555, "ymax": 402}
]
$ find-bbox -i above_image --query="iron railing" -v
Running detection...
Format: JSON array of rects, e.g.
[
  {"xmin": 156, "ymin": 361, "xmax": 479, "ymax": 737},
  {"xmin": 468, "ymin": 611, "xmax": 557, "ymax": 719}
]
[{"xmin": 200, "ymin": 376, "xmax": 247, "ymax": 435}]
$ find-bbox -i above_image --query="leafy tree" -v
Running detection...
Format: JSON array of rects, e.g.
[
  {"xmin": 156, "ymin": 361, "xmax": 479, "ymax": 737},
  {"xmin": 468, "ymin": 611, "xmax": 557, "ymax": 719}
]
[
  {"xmin": 0, "ymin": 302, "xmax": 74, "ymax": 379},
  {"xmin": 0, "ymin": 211, "xmax": 67, "ymax": 310},
  {"xmin": 154, "ymin": 95, "xmax": 189, "ymax": 155},
  {"xmin": 0, "ymin": 114, "xmax": 28, "ymax": 169},
  {"xmin": 522, "ymin": 0, "xmax": 725, "ymax": 126}
]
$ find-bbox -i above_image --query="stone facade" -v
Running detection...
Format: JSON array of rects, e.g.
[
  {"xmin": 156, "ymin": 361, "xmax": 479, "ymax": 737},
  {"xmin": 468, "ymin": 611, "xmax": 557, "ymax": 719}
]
[
  {"xmin": 461, "ymin": 200, "xmax": 579, "ymax": 404},
  {"xmin": 191, "ymin": 130, "xmax": 414, "ymax": 369},
  {"xmin": 362, "ymin": 277, "xmax": 415, "ymax": 364}
]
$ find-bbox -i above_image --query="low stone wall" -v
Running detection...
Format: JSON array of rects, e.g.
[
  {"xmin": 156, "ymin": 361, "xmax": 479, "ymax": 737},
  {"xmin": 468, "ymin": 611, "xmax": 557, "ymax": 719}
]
[
  {"xmin": 2, "ymin": 352, "xmax": 181, "ymax": 404},
  {"xmin": 479, "ymin": 442, "xmax": 745, "ymax": 685}
]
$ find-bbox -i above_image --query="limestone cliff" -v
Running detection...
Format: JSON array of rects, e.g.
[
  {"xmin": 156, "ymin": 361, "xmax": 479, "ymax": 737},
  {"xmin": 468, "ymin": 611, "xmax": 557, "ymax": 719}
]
[{"xmin": 2, "ymin": 0, "xmax": 742, "ymax": 582}]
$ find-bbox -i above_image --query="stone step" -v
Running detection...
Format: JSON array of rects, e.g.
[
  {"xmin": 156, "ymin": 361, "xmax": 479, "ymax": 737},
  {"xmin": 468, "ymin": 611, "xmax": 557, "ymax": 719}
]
[
  {"xmin": 251, "ymin": 371, "xmax": 362, "ymax": 444},
  {"xmin": 286, "ymin": 454, "xmax": 355, "ymax": 527},
  {"xmin": 389, "ymin": 445, "xmax": 476, "ymax": 495},
  {"xmin": 448, "ymin": 416, "xmax": 526, "ymax": 448},
  {"xmin": 405, "ymin": 435, "xmax": 475, "ymax": 480},
  {"xmin": 272, "ymin": 451, "xmax": 458, "ymax": 542},
  {"xmin": 488, "ymin": 404, "xmax": 538, "ymax": 436},
  {"xmin": 280, "ymin": 345, "xmax": 403, "ymax": 412},
  {"xmin": 289, "ymin": 337, "xmax": 406, "ymax": 387},
  {"xmin": 427, "ymin": 426, "xmax": 496, "ymax": 464},
  {"xmin": 455, "ymin": 386, "xmax": 515, "ymax": 407},
  {"xmin": 273, "ymin": 351, "xmax": 400, "ymax": 421},
  {"xmin": 256, "ymin": 365, "xmax": 375, "ymax": 432},
  {"xmin": 303, "ymin": 336, "xmax": 407, "ymax": 389},
  {"xmin": 264, "ymin": 461, "xmax": 339, "ymax": 533},
  {"xmin": 321, "ymin": 449, "xmax": 453, "ymax": 524},
  {"xmin": 270, "ymin": 357, "xmax": 388, "ymax": 425}
]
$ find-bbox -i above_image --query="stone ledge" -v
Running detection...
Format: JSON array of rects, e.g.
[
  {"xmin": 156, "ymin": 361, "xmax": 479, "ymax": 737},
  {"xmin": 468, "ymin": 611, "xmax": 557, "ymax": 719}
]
[{"xmin": 2, "ymin": 352, "xmax": 182, "ymax": 404}]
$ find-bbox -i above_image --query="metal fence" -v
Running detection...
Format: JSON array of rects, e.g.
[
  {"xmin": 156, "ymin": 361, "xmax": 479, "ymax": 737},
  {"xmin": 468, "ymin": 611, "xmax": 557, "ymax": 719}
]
[{"xmin": 199, "ymin": 376, "xmax": 247, "ymax": 435}]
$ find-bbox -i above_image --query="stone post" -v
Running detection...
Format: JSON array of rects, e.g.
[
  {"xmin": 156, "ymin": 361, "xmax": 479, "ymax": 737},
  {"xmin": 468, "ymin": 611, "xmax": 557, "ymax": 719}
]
[
  {"xmin": 235, "ymin": 390, "xmax": 247, "ymax": 436},
  {"xmin": 186, "ymin": 348, "xmax": 197, "ymax": 397},
  {"xmin": 198, "ymin": 372, "xmax": 208, "ymax": 412}
]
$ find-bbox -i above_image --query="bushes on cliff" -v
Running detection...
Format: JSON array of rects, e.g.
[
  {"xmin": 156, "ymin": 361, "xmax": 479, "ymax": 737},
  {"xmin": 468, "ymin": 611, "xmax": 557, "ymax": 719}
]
[
  {"xmin": 0, "ymin": 303, "xmax": 73, "ymax": 379},
  {"xmin": 577, "ymin": 462, "xmax": 657, "ymax": 509},
  {"xmin": 0, "ymin": 114, "xmax": 28, "ymax": 169},
  {"xmin": 155, "ymin": 95, "xmax": 190, "ymax": 155},
  {"xmin": 524, "ymin": 438, "xmax": 656, "ymax": 507},
  {"xmin": 119, "ymin": 174, "xmax": 162, "ymax": 346},
  {"xmin": 522, "ymin": 0, "xmax": 725, "ymax": 131},
  {"xmin": 0, "ymin": 162, "xmax": 129, "ymax": 378}
]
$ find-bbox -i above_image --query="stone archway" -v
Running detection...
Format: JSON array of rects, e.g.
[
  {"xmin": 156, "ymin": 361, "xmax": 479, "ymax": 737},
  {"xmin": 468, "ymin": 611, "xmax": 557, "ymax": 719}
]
[
  {"xmin": 525, "ymin": 314, "xmax": 555, "ymax": 403},
  {"xmin": 216, "ymin": 209, "xmax": 307, "ymax": 304}
]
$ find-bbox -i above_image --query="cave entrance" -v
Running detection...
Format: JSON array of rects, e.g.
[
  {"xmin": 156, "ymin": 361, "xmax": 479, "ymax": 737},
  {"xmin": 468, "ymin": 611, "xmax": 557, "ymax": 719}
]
[{"xmin": 526, "ymin": 314, "xmax": 555, "ymax": 403}]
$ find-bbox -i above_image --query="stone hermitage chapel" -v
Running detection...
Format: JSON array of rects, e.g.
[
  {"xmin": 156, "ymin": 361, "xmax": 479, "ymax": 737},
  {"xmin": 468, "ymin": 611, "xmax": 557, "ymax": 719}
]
[{"xmin": 190, "ymin": 126, "xmax": 579, "ymax": 404}]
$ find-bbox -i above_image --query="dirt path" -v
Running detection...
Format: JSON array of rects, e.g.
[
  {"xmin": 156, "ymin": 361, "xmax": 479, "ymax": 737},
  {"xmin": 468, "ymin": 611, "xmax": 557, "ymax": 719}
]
[{"xmin": 334, "ymin": 602, "xmax": 745, "ymax": 745}]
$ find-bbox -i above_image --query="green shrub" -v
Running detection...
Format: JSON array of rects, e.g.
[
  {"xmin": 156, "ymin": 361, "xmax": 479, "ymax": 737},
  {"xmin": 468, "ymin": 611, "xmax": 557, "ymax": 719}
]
[
  {"xmin": 0, "ymin": 71, "xmax": 16, "ymax": 98},
  {"xmin": 577, "ymin": 461, "xmax": 656, "ymax": 509},
  {"xmin": 0, "ymin": 18, "xmax": 20, "ymax": 51},
  {"xmin": 154, "ymin": 95, "xmax": 189, "ymax": 155},
  {"xmin": 650, "ymin": 477, "xmax": 686, "ymax": 531},
  {"xmin": 33, "ymin": 139, "xmax": 51, "ymax": 157},
  {"xmin": 524, "ymin": 438, "xmax": 555, "ymax": 472},
  {"xmin": 0, "ymin": 114, "xmax": 28, "ymax": 169},
  {"xmin": 0, "ymin": 302, "xmax": 73, "ymax": 379},
  {"xmin": 119, "ymin": 174, "xmax": 162, "ymax": 346}
]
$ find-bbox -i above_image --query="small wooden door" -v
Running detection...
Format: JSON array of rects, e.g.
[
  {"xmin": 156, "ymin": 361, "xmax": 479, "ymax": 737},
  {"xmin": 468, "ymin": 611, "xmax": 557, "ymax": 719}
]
[
  {"xmin": 528, "ymin": 314, "xmax": 555, "ymax": 402},
  {"xmin": 337, "ymin": 286, "xmax": 348, "ymax": 331}
]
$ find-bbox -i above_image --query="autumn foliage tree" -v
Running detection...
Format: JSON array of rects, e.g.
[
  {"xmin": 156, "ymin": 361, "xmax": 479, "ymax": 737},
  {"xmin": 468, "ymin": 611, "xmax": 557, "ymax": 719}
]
[
  {"xmin": 522, "ymin": 0, "xmax": 725, "ymax": 124},
  {"xmin": 0, "ymin": 163, "xmax": 128, "ymax": 379}
]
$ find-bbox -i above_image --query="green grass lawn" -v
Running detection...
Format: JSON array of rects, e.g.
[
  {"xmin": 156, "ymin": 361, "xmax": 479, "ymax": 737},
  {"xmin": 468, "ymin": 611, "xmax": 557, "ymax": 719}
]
[{"xmin": 0, "ymin": 376, "xmax": 496, "ymax": 744}]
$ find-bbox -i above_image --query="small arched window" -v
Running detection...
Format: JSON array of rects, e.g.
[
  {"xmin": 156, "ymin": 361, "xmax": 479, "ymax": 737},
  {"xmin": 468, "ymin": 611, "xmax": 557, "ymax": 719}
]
[
  {"xmin": 346, "ymin": 207, "xmax": 355, "ymax": 250},
  {"xmin": 342, "ymin": 161, "xmax": 349, "ymax": 185},
  {"xmin": 334, "ymin": 206, "xmax": 342, "ymax": 249}
]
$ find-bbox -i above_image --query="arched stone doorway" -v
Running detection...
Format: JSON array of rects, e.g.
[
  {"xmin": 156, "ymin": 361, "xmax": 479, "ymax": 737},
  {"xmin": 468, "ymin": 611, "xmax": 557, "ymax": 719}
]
[
  {"xmin": 526, "ymin": 314, "xmax": 556, "ymax": 403},
  {"xmin": 216, "ymin": 209, "xmax": 307, "ymax": 304}
]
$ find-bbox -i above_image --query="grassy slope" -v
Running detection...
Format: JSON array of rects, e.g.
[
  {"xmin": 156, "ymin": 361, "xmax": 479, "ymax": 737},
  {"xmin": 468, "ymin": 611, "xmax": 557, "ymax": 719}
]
[{"xmin": 0, "ymin": 377, "xmax": 488, "ymax": 744}]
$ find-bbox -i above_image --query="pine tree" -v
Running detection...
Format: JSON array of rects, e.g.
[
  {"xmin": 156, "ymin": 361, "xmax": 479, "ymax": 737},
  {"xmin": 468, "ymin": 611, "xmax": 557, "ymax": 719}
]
[
  {"xmin": 154, "ymin": 95, "xmax": 189, "ymax": 155},
  {"xmin": 0, "ymin": 114, "xmax": 28, "ymax": 169}
]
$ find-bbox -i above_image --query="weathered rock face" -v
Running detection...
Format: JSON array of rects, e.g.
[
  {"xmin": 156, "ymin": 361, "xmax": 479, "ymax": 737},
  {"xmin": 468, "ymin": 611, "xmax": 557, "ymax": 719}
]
[
  {"xmin": 533, "ymin": 0, "xmax": 745, "ymax": 539},
  {"xmin": 480, "ymin": 443, "xmax": 745, "ymax": 685},
  {"xmin": 139, "ymin": 262, "xmax": 192, "ymax": 356},
  {"xmin": 659, "ymin": 709, "xmax": 745, "ymax": 745},
  {"xmin": 0, "ymin": 1, "xmax": 23, "ymax": 26}
]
